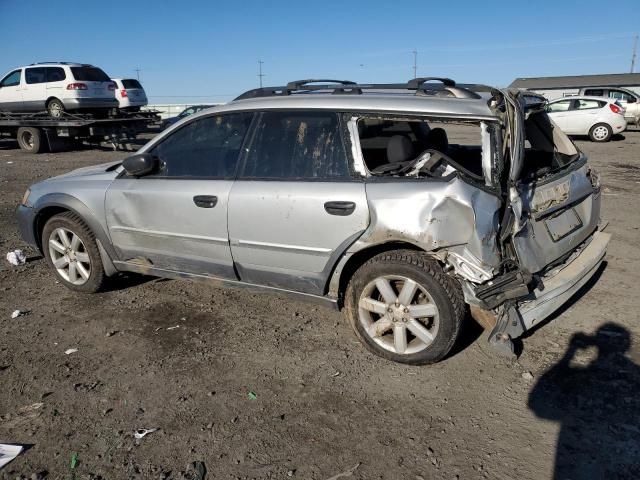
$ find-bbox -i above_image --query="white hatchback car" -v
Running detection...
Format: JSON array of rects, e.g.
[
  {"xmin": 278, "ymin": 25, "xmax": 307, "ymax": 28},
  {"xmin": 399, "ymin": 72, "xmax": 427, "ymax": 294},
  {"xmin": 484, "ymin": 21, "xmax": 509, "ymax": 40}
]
[
  {"xmin": 112, "ymin": 78, "xmax": 148, "ymax": 111},
  {"xmin": 0, "ymin": 62, "xmax": 118, "ymax": 117},
  {"xmin": 546, "ymin": 96, "xmax": 627, "ymax": 142}
]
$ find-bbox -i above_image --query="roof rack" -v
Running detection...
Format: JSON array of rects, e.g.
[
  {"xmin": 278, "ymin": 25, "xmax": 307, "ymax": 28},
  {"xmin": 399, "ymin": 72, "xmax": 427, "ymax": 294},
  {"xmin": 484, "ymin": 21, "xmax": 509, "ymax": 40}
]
[
  {"xmin": 28, "ymin": 62, "xmax": 88, "ymax": 66},
  {"xmin": 235, "ymin": 77, "xmax": 491, "ymax": 101}
]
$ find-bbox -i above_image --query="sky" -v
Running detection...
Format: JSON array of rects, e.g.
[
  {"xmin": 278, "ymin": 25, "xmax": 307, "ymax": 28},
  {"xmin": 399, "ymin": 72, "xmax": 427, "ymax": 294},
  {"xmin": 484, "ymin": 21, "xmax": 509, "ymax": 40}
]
[{"xmin": 1, "ymin": 0, "xmax": 638, "ymax": 104}]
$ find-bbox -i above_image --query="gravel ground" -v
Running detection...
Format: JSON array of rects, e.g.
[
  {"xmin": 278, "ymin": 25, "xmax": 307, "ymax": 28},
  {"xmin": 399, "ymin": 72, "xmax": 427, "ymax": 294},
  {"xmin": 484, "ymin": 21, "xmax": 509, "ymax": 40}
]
[{"xmin": 1, "ymin": 130, "xmax": 639, "ymax": 479}]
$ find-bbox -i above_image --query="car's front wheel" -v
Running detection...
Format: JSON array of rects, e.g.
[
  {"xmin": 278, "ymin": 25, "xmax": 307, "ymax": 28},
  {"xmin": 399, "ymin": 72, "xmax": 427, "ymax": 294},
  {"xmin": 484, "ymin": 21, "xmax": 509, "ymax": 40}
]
[
  {"xmin": 589, "ymin": 123, "xmax": 612, "ymax": 142},
  {"xmin": 345, "ymin": 250, "xmax": 465, "ymax": 365},
  {"xmin": 42, "ymin": 212, "xmax": 106, "ymax": 293}
]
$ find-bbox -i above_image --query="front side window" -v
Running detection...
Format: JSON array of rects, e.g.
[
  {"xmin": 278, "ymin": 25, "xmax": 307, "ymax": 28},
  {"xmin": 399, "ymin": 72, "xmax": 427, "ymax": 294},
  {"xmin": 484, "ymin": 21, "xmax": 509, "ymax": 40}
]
[
  {"xmin": 25, "ymin": 67, "xmax": 46, "ymax": 84},
  {"xmin": 0, "ymin": 70, "xmax": 21, "ymax": 87},
  {"xmin": 547, "ymin": 100, "xmax": 571, "ymax": 112},
  {"xmin": 609, "ymin": 90, "xmax": 634, "ymax": 103},
  {"xmin": 46, "ymin": 67, "xmax": 66, "ymax": 82},
  {"xmin": 149, "ymin": 112, "xmax": 253, "ymax": 178},
  {"xmin": 242, "ymin": 111, "xmax": 349, "ymax": 179}
]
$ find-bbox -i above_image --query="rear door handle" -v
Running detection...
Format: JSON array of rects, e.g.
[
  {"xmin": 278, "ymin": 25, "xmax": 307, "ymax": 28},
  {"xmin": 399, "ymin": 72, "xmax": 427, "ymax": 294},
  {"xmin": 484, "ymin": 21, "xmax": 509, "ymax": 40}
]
[
  {"xmin": 193, "ymin": 195, "xmax": 218, "ymax": 208},
  {"xmin": 324, "ymin": 201, "xmax": 356, "ymax": 216}
]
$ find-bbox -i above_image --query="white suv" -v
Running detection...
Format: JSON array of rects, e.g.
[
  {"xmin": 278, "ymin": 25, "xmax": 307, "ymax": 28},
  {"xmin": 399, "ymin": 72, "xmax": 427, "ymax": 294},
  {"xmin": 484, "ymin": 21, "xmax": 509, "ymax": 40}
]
[
  {"xmin": 0, "ymin": 62, "xmax": 119, "ymax": 117},
  {"xmin": 112, "ymin": 78, "xmax": 148, "ymax": 111}
]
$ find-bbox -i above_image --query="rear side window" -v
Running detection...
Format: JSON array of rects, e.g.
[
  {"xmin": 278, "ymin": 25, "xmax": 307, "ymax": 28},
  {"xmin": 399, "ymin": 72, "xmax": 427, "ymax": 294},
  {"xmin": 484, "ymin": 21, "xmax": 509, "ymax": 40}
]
[
  {"xmin": 122, "ymin": 79, "xmax": 142, "ymax": 89},
  {"xmin": 26, "ymin": 67, "xmax": 47, "ymax": 84},
  {"xmin": 70, "ymin": 67, "xmax": 111, "ymax": 82},
  {"xmin": 150, "ymin": 112, "xmax": 253, "ymax": 178},
  {"xmin": 0, "ymin": 70, "xmax": 21, "ymax": 87},
  {"xmin": 242, "ymin": 111, "xmax": 349, "ymax": 179},
  {"xmin": 46, "ymin": 67, "xmax": 66, "ymax": 82},
  {"xmin": 583, "ymin": 89, "xmax": 604, "ymax": 97},
  {"xmin": 575, "ymin": 99, "xmax": 603, "ymax": 110}
]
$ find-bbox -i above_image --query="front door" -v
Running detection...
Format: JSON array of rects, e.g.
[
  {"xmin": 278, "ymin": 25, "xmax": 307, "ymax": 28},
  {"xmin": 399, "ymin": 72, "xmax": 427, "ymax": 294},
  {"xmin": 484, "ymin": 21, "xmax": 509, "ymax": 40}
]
[
  {"xmin": 228, "ymin": 111, "xmax": 369, "ymax": 295},
  {"xmin": 105, "ymin": 112, "xmax": 254, "ymax": 277},
  {"xmin": 0, "ymin": 69, "xmax": 23, "ymax": 111}
]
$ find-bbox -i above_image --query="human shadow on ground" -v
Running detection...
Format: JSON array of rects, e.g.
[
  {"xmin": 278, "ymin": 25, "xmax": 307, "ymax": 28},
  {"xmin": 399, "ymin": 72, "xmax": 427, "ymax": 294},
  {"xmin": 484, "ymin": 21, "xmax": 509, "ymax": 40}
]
[{"xmin": 528, "ymin": 323, "xmax": 640, "ymax": 479}]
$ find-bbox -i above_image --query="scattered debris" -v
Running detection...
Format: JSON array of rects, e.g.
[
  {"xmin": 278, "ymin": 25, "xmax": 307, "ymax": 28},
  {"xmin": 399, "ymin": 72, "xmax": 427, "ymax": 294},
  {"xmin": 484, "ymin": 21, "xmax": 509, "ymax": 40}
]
[
  {"xmin": 522, "ymin": 371, "xmax": 534, "ymax": 381},
  {"xmin": 325, "ymin": 463, "xmax": 361, "ymax": 480},
  {"xmin": 70, "ymin": 452, "xmax": 78, "ymax": 470},
  {"xmin": 247, "ymin": 391, "xmax": 257, "ymax": 400},
  {"xmin": 11, "ymin": 309, "xmax": 29, "ymax": 319},
  {"xmin": 64, "ymin": 348, "xmax": 78, "ymax": 355},
  {"xmin": 134, "ymin": 427, "xmax": 158, "ymax": 439},
  {"xmin": 105, "ymin": 330, "xmax": 117, "ymax": 337},
  {"xmin": 189, "ymin": 461, "xmax": 207, "ymax": 480},
  {"xmin": 0, "ymin": 443, "xmax": 24, "ymax": 469},
  {"xmin": 6, "ymin": 249, "xmax": 26, "ymax": 266},
  {"xmin": 331, "ymin": 371, "xmax": 341, "ymax": 377},
  {"xmin": 287, "ymin": 469, "xmax": 296, "ymax": 477},
  {"xmin": 167, "ymin": 325, "xmax": 180, "ymax": 330}
]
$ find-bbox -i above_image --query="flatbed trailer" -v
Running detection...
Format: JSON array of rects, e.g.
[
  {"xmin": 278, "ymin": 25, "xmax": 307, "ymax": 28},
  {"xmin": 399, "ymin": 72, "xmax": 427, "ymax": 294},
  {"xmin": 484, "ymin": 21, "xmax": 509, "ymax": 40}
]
[{"xmin": 0, "ymin": 110, "xmax": 160, "ymax": 153}]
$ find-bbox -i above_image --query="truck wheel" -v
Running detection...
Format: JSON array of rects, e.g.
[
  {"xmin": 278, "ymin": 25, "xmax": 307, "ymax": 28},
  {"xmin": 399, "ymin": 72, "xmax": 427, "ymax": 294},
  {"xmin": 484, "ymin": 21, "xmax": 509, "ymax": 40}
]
[
  {"xmin": 46, "ymin": 98, "xmax": 65, "ymax": 117},
  {"xmin": 344, "ymin": 250, "xmax": 465, "ymax": 365},
  {"xmin": 42, "ymin": 212, "xmax": 107, "ymax": 293},
  {"xmin": 17, "ymin": 127, "xmax": 46, "ymax": 153},
  {"xmin": 589, "ymin": 123, "xmax": 612, "ymax": 142}
]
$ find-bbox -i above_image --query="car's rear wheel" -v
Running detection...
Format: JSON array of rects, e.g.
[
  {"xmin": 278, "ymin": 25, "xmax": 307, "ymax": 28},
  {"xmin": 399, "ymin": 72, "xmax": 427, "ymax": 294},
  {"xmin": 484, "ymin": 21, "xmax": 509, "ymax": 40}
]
[
  {"xmin": 16, "ymin": 127, "xmax": 46, "ymax": 153},
  {"xmin": 589, "ymin": 123, "xmax": 612, "ymax": 142},
  {"xmin": 42, "ymin": 212, "xmax": 106, "ymax": 293},
  {"xmin": 345, "ymin": 250, "xmax": 465, "ymax": 365},
  {"xmin": 46, "ymin": 98, "xmax": 65, "ymax": 118}
]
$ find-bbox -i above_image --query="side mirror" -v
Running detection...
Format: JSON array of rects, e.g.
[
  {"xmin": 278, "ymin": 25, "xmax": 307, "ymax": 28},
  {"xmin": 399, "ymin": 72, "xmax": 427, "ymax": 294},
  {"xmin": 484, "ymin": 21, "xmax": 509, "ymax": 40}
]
[{"xmin": 122, "ymin": 153, "xmax": 158, "ymax": 177}]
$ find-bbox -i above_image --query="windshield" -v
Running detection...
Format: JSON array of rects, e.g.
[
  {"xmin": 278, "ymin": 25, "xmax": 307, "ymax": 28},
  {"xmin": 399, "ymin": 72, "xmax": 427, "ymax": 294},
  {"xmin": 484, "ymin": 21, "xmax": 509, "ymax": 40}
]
[{"xmin": 70, "ymin": 67, "xmax": 111, "ymax": 82}]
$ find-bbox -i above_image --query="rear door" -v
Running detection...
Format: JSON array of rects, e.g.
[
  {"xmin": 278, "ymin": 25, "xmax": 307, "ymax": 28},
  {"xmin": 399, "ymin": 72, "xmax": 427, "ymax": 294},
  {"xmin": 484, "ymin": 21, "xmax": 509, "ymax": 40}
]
[
  {"xmin": 69, "ymin": 66, "xmax": 114, "ymax": 100},
  {"xmin": 570, "ymin": 99, "xmax": 604, "ymax": 133},
  {"xmin": 22, "ymin": 67, "xmax": 48, "ymax": 111},
  {"xmin": 105, "ymin": 112, "xmax": 253, "ymax": 277},
  {"xmin": 121, "ymin": 79, "xmax": 147, "ymax": 103},
  {"xmin": 228, "ymin": 110, "xmax": 369, "ymax": 295},
  {"xmin": 44, "ymin": 67, "xmax": 67, "ymax": 103},
  {"xmin": 504, "ymin": 91, "xmax": 601, "ymax": 274}
]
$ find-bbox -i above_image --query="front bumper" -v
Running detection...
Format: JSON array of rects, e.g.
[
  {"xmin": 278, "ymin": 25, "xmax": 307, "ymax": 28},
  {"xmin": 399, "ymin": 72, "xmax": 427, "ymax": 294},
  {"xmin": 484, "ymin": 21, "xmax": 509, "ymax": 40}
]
[
  {"xmin": 63, "ymin": 98, "xmax": 119, "ymax": 110},
  {"xmin": 516, "ymin": 230, "xmax": 610, "ymax": 330},
  {"xmin": 16, "ymin": 204, "xmax": 38, "ymax": 249}
]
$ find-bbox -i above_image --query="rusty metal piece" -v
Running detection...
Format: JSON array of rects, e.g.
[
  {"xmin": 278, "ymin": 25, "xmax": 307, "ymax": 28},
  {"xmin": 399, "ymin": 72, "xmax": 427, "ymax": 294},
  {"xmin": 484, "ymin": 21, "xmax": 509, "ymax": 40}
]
[{"xmin": 469, "ymin": 305, "xmax": 497, "ymax": 330}]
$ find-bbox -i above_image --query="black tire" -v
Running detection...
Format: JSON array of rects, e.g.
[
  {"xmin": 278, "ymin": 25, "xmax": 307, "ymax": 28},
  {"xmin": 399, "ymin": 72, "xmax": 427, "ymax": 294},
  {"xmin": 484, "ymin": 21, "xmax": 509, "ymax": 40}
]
[
  {"xmin": 588, "ymin": 123, "xmax": 612, "ymax": 142},
  {"xmin": 345, "ymin": 250, "xmax": 465, "ymax": 365},
  {"xmin": 42, "ymin": 212, "xmax": 107, "ymax": 293},
  {"xmin": 46, "ymin": 98, "xmax": 65, "ymax": 118},
  {"xmin": 16, "ymin": 127, "xmax": 46, "ymax": 153}
]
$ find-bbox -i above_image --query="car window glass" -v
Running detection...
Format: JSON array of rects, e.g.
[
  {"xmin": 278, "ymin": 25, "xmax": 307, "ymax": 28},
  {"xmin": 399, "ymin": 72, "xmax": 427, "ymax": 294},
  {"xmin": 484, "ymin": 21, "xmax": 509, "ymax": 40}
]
[
  {"xmin": 70, "ymin": 67, "xmax": 111, "ymax": 82},
  {"xmin": 609, "ymin": 91, "xmax": 633, "ymax": 102},
  {"xmin": 149, "ymin": 112, "xmax": 253, "ymax": 178},
  {"xmin": 180, "ymin": 107, "xmax": 195, "ymax": 117},
  {"xmin": 547, "ymin": 100, "xmax": 571, "ymax": 112},
  {"xmin": 1, "ymin": 70, "xmax": 21, "ymax": 87},
  {"xmin": 242, "ymin": 111, "xmax": 349, "ymax": 179},
  {"xmin": 584, "ymin": 89, "xmax": 604, "ymax": 97},
  {"xmin": 122, "ymin": 79, "xmax": 142, "ymax": 89},
  {"xmin": 576, "ymin": 100, "xmax": 601, "ymax": 110},
  {"xmin": 25, "ymin": 67, "xmax": 47, "ymax": 84},
  {"xmin": 46, "ymin": 67, "xmax": 66, "ymax": 82}
]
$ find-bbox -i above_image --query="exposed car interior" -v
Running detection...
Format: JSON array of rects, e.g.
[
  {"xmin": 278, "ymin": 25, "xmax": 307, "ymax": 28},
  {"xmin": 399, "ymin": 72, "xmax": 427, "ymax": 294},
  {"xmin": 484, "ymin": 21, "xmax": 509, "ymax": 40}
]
[{"xmin": 356, "ymin": 117, "xmax": 485, "ymax": 179}]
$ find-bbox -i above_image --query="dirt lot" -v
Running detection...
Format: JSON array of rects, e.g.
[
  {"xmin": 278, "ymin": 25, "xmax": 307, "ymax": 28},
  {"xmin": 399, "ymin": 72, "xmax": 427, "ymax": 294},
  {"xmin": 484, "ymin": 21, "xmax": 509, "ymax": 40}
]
[{"xmin": 1, "ymin": 130, "xmax": 639, "ymax": 480}]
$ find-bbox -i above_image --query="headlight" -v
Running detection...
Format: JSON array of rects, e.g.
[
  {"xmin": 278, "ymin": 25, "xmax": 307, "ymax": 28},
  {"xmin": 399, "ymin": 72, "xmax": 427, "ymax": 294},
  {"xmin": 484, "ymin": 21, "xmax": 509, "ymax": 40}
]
[{"xmin": 21, "ymin": 188, "xmax": 31, "ymax": 206}]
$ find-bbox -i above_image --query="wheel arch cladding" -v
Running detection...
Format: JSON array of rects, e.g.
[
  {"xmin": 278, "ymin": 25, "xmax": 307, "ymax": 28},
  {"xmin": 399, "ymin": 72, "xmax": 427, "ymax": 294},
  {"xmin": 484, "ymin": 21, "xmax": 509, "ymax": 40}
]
[{"xmin": 33, "ymin": 193, "xmax": 118, "ymax": 274}]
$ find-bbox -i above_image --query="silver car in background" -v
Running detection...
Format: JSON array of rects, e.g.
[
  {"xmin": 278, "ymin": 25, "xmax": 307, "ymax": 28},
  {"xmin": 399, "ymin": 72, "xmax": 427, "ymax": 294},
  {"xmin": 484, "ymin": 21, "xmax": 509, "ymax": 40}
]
[{"xmin": 16, "ymin": 78, "xmax": 610, "ymax": 364}]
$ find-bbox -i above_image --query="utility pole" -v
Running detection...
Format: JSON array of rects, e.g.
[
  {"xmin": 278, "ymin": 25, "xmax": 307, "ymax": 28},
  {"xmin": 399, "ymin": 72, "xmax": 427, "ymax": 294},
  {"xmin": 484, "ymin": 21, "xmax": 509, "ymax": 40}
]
[
  {"xmin": 134, "ymin": 67, "xmax": 141, "ymax": 81},
  {"xmin": 412, "ymin": 50, "xmax": 417, "ymax": 79},
  {"xmin": 257, "ymin": 60, "xmax": 265, "ymax": 88},
  {"xmin": 632, "ymin": 34, "xmax": 638, "ymax": 73}
]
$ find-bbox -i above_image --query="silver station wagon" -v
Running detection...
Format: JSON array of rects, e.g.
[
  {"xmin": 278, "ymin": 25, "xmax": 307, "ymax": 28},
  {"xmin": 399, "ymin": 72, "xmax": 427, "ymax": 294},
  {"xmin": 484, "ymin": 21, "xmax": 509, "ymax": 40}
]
[{"xmin": 16, "ymin": 78, "xmax": 610, "ymax": 364}]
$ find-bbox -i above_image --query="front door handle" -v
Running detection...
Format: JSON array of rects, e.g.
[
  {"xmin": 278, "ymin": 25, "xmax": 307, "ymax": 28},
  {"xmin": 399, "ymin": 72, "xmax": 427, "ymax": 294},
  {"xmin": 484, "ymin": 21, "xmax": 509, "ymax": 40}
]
[
  {"xmin": 324, "ymin": 201, "xmax": 356, "ymax": 216},
  {"xmin": 193, "ymin": 195, "xmax": 218, "ymax": 208}
]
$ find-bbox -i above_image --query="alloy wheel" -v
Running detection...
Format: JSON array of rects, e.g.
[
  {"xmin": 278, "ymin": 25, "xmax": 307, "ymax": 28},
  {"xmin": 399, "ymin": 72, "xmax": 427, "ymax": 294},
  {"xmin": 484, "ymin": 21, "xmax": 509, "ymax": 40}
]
[{"xmin": 48, "ymin": 227, "xmax": 91, "ymax": 285}]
